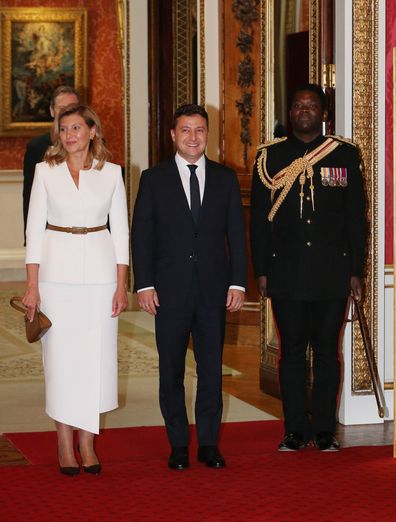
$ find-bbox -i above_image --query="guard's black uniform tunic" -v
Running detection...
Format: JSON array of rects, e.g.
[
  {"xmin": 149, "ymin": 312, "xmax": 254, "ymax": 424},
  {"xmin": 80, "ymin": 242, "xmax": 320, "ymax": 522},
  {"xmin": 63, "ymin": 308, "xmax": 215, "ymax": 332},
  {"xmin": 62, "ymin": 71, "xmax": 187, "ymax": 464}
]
[{"xmin": 250, "ymin": 134, "xmax": 367, "ymax": 440}]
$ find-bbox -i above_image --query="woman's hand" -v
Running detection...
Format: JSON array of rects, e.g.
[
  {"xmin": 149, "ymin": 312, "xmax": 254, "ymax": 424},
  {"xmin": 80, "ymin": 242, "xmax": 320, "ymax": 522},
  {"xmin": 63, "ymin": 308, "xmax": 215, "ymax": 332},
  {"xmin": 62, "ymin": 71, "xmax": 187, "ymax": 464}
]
[
  {"xmin": 22, "ymin": 286, "xmax": 41, "ymax": 322},
  {"xmin": 112, "ymin": 287, "xmax": 128, "ymax": 317}
]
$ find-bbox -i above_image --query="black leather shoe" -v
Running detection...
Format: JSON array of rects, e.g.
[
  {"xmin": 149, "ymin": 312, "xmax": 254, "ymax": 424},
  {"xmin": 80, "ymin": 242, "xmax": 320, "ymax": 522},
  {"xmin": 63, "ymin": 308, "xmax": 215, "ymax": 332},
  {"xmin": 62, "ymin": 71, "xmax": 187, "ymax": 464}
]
[
  {"xmin": 313, "ymin": 432, "xmax": 340, "ymax": 451},
  {"xmin": 278, "ymin": 432, "xmax": 307, "ymax": 451},
  {"xmin": 197, "ymin": 446, "xmax": 226, "ymax": 468},
  {"xmin": 168, "ymin": 447, "xmax": 189, "ymax": 470}
]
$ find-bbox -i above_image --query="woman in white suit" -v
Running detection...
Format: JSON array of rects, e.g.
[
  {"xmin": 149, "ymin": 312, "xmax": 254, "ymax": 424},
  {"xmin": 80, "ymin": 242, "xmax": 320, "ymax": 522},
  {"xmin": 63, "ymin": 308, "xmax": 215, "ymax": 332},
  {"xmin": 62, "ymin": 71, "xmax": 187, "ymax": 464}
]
[{"xmin": 23, "ymin": 104, "xmax": 129, "ymax": 476}]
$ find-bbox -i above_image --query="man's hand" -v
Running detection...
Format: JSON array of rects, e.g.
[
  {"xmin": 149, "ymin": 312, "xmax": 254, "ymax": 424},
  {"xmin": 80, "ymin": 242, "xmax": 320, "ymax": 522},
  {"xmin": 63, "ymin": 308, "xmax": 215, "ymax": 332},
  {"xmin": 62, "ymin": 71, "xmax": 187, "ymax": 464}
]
[
  {"xmin": 350, "ymin": 276, "xmax": 364, "ymax": 302},
  {"xmin": 138, "ymin": 289, "xmax": 160, "ymax": 315},
  {"xmin": 226, "ymin": 289, "xmax": 245, "ymax": 312},
  {"xmin": 256, "ymin": 276, "xmax": 267, "ymax": 299}
]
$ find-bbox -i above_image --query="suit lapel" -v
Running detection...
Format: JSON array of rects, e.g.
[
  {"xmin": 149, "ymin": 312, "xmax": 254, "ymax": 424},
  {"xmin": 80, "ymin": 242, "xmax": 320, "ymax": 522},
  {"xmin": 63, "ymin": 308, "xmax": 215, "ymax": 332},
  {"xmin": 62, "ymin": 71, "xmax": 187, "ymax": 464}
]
[
  {"xmin": 167, "ymin": 156, "xmax": 215, "ymax": 227},
  {"xmin": 200, "ymin": 156, "xmax": 215, "ymax": 219},
  {"xmin": 167, "ymin": 158, "xmax": 194, "ymax": 220}
]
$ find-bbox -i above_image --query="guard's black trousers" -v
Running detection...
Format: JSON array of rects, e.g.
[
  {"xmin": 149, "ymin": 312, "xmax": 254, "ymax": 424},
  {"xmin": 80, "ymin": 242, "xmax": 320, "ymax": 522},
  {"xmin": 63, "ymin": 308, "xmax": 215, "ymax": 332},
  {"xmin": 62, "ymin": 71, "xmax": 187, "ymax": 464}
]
[{"xmin": 271, "ymin": 298, "xmax": 348, "ymax": 442}]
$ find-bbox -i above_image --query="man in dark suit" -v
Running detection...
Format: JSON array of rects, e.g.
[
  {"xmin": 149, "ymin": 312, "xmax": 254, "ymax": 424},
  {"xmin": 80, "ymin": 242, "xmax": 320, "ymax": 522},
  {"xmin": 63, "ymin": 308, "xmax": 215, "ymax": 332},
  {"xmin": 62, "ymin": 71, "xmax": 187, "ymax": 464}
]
[
  {"xmin": 250, "ymin": 84, "xmax": 367, "ymax": 452},
  {"xmin": 131, "ymin": 104, "xmax": 247, "ymax": 470},
  {"xmin": 23, "ymin": 85, "xmax": 80, "ymax": 237}
]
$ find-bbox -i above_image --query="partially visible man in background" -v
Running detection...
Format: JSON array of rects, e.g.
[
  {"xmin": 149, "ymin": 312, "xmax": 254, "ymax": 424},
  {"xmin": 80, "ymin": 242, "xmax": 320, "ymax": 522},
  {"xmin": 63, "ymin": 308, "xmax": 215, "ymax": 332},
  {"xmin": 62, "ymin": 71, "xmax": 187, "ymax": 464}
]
[{"xmin": 23, "ymin": 85, "xmax": 80, "ymax": 237}]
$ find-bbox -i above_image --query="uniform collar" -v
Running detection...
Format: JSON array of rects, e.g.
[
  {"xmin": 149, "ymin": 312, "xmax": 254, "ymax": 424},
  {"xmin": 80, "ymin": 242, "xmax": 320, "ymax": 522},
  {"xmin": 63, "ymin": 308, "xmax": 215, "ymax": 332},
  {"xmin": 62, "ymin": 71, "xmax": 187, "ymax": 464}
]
[{"xmin": 289, "ymin": 133, "xmax": 325, "ymax": 151}]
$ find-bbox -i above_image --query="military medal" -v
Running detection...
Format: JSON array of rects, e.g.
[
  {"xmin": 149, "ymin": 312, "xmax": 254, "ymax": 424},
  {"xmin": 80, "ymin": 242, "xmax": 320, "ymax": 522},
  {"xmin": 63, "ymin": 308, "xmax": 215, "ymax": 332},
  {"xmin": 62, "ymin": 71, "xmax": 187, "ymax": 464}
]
[
  {"xmin": 340, "ymin": 168, "xmax": 348, "ymax": 186},
  {"xmin": 320, "ymin": 167, "xmax": 330, "ymax": 186},
  {"xmin": 320, "ymin": 167, "xmax": 348, "ymax": 187}
]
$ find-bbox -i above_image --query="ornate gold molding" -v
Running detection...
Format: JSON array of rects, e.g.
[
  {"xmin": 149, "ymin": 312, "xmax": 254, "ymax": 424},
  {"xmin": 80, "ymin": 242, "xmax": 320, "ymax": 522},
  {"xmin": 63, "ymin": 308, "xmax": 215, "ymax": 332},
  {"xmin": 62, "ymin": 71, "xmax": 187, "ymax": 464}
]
[
  {"xmin": 173, "ymin": 0, "xmax": 194, "ymax": 108},
  {"xmin": 260, "ymin": 1, "xmax": 273, "ymax": 142},
  {"xmin": 199, "ymin": 0, "xmax": 205, "ymax": 106},
  {"xmin": 116, "ymin": 0, "xmax": 125, "ymax": 95},
  {"xmin": 352, "ymin": 0, "xmax": 378, "ymax": 392},
  {"xmin": 124, "ymin": 0, "xmax": 132, "ymax": 290},
  {"xmin": 309, "ymin": 0, "xmax": 320, "ymax": 84}
]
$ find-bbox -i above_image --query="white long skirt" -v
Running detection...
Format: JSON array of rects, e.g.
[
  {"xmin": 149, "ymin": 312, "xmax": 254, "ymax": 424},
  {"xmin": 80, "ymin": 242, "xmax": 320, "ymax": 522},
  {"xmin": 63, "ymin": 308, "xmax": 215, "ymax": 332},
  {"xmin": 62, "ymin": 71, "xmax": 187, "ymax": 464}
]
[{"xmin": 39, "ymin": 282, "xmax": 118, "ymax": 434}]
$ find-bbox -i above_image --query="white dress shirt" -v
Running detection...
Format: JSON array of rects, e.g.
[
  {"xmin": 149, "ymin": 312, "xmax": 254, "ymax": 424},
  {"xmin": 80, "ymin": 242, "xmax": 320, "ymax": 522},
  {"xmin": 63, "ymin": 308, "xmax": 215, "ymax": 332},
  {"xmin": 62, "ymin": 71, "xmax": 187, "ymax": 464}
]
[{"xmin": 174, "ymin": 152, "xmax": 205, "ymax": 206}]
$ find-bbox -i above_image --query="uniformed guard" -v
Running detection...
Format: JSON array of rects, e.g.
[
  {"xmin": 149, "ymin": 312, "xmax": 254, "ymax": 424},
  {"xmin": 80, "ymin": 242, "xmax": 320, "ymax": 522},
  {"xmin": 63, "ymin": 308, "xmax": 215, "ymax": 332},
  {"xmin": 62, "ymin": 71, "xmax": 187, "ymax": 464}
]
[{"xmin": 250, "ymin": 83, "xmax": 367, "ymax": 452}]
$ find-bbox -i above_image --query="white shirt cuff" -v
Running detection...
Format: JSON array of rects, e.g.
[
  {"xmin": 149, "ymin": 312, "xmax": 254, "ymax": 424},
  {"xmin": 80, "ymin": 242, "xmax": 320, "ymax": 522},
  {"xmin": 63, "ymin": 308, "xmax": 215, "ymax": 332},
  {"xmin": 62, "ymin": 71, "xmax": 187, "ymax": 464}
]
[
  {"xmin": 137, "ymin": 286, "xmax": 155, "ymax": 293},
  {"xmin": 229, "ymin": 285, "xmax": 245, "ymax": 292}
]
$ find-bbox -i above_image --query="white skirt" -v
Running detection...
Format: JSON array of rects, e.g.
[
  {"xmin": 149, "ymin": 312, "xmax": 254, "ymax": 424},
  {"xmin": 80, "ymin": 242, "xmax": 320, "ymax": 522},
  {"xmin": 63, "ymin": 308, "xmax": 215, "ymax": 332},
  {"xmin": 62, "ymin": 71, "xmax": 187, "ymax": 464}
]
[{"xmin": 39, "ymin": 282, "xmax": 118, "ymax": 434}]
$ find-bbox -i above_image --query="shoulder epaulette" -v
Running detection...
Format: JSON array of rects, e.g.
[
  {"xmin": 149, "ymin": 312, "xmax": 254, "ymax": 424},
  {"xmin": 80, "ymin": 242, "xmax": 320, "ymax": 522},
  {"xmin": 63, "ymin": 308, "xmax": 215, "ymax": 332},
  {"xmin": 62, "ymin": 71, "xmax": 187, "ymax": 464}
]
[
  {"xmin": 325, "ymin": 135, "xmax": 358, "ymax": 148},
  {"xmin": 257, "ymin": 136, "xmax": 288, "ymax": 150}
]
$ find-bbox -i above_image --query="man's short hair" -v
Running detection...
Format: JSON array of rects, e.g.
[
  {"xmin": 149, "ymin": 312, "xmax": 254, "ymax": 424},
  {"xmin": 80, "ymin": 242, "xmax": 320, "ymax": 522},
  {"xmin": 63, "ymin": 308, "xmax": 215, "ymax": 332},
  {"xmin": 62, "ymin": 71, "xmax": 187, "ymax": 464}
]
[
  {"xmin": 291, "ymin": 83, "xmax": 327, "ymax": 111},
  {"xmin": 172, "ymin": 104, "xmax": 209, "ymax": 129},
  {"xmin": 50, "ymin": 86, "xmax": 80, "ymax": 108}
]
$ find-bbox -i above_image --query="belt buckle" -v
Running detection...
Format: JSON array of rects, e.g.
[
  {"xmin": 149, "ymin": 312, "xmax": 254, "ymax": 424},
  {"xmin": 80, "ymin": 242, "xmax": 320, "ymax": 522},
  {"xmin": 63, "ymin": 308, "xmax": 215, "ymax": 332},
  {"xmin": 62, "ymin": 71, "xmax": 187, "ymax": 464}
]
[{"xmin": 71, "ymin": 226, "xmax": 88, "ymax": 234}]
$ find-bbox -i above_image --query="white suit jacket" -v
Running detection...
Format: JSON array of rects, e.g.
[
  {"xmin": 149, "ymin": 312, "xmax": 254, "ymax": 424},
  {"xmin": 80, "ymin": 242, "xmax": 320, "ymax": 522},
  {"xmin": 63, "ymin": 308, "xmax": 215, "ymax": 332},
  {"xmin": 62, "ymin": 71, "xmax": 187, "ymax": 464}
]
[{"xmin": 26, "ymin": 160, "xmax": 129, "ymax": 284}]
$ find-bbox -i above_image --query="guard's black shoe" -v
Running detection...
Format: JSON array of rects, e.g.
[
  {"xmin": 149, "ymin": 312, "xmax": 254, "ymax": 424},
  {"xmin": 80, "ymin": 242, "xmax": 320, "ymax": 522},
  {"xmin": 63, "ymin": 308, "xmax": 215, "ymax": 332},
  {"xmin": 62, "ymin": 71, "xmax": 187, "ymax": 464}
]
[
  {"xmin": 313, "ymin": 432, "xmax": 340, "ymax": 452},
  {"xmin": 197, "ymin": 446, "xmax": 226, "ymax": 468},
  {"xmin": 278, "ymin": 432, "xmax": 307, "ymax": 451},
  {"xmin": 168, "ymin": 447, "xmax": 189, "ymax": 470}
]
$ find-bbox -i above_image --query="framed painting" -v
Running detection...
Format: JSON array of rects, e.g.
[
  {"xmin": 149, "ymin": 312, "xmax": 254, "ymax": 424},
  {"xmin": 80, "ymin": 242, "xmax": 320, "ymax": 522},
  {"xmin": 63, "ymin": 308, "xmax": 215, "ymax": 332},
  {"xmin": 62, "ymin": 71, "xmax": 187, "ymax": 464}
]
[{"xmin": 0, "ymin": 8, "xmax": 87, "ymax": 137}]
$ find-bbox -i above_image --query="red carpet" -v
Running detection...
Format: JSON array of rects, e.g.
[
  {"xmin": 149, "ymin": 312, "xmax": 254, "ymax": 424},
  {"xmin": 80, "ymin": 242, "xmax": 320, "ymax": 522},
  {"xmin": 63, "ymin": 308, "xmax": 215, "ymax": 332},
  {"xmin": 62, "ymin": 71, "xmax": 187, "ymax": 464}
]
[{"xmin": 1, "ymin": 421, "xmax": 395, "ymax": 521}]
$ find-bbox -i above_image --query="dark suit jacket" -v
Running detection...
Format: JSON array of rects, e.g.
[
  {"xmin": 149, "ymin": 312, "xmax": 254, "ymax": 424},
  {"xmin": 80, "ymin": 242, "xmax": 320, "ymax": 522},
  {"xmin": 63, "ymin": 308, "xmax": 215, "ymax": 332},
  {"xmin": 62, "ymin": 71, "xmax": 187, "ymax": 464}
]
[
  {"xmin": 23, "ymin": 132, "xmax": 52, "ymax": 236},
  {"xmin": 131, "ymin": 156, "xmax": 247, "ymax": 308},
  {"xmin": 250, "ymin": 134, "xmax": 367, "ymax": 301}
]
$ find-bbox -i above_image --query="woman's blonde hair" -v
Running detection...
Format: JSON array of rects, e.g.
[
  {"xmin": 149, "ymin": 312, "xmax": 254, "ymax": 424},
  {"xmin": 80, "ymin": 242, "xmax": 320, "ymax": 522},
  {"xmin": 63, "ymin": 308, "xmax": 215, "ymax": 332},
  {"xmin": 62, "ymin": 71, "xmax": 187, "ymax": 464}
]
[{"xmin": 44, "ymin": 104, "xmax": 111, "ymax": 170}]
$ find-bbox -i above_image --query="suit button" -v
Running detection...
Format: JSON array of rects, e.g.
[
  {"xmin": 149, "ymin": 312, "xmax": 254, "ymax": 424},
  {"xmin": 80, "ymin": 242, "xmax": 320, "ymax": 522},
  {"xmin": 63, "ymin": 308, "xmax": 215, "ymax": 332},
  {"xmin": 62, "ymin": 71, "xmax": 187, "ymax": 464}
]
[
  {"xmin": 272, "ymin": 253, "xmax": 276, "ymax": 257},
  {"xmin": 306, "ymin": 196, "xmax": 311, "ymax": 201},
  {"xmin": 306, "ymin": 219, "xmax": 311, "ymax": 224},
  {"xmin": 306, "ymin": 241, "xmax": 312, "ymax": 247},
  {"xmin": 194, "ymin": 233, "xmax": 198, "ymax": 238},
  {"xmin": 343, "ymin": 252, "xmax": 347, "ymax": 256}
]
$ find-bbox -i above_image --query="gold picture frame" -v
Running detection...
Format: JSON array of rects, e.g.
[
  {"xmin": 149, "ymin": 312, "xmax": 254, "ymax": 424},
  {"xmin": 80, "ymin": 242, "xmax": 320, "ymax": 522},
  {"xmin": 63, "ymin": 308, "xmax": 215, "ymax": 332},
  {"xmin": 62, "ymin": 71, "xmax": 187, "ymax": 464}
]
[{"xmin": 0, "ymin": 8, "xmax": 87, "ymax": 137}]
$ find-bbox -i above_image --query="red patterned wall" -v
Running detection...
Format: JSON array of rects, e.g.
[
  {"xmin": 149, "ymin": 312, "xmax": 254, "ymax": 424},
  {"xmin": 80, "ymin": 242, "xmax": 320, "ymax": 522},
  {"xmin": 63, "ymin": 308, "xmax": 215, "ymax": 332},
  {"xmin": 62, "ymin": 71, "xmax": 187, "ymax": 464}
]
[
  {"xmin": 0, "ymin": 0, "xmax": 125, "ymax": 168},
  {"xmin": 386, "ymin": 0, "xmax": 396, "ymax": 264}
]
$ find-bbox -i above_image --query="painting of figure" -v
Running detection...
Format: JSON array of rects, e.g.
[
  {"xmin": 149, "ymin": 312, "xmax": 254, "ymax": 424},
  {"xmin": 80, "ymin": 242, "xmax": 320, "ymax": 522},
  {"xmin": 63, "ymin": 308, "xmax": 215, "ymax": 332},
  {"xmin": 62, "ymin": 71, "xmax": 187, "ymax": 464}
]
[
  {"xmin": 11, "ymin": 21, "xmax": 75, "ymax": 123},
  {"xmin": 0, "ymin": 8, "xmax": 86, "ymax": 136}
]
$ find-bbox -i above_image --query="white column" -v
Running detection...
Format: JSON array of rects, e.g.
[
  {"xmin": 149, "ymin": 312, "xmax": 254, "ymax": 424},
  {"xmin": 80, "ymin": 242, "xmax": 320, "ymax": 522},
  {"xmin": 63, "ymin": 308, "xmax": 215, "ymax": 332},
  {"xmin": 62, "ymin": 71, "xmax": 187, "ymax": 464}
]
[
  {"xmin": 200, "ymin": 0, "xmax": 220, "ymax": 161},
  {"xmin": 129, "ymin": 0, "xmax": 149, "ymax": 177},
  {"xmin": 336, "ymin": 0, "xmax": 388, "ymax": 424}
]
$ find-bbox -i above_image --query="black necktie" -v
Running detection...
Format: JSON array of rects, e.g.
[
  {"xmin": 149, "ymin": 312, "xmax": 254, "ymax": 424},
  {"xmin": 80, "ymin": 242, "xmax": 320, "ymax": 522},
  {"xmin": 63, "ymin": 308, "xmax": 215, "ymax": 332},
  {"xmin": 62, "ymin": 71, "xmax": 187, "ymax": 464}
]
[{"xmin": 187, "ymin": 164, "xmax": 201, "ymax": 224}]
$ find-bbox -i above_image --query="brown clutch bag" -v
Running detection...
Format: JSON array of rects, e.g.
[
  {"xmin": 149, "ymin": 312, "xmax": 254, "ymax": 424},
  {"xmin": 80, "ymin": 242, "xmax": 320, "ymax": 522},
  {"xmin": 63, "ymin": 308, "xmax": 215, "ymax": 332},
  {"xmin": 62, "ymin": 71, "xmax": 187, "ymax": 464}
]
[{"xmin": 10, "ymin": 296, "xmax": 52, "ymax": 343}]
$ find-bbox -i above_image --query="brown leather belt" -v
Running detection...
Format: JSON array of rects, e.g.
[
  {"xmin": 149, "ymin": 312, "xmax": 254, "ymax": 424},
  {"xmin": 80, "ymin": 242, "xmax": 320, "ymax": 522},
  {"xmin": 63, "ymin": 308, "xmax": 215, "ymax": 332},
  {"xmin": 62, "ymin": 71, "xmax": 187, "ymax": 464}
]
[{"xmin": 46, "ymin": 223, "xmax": 107, "ymax": 235}]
